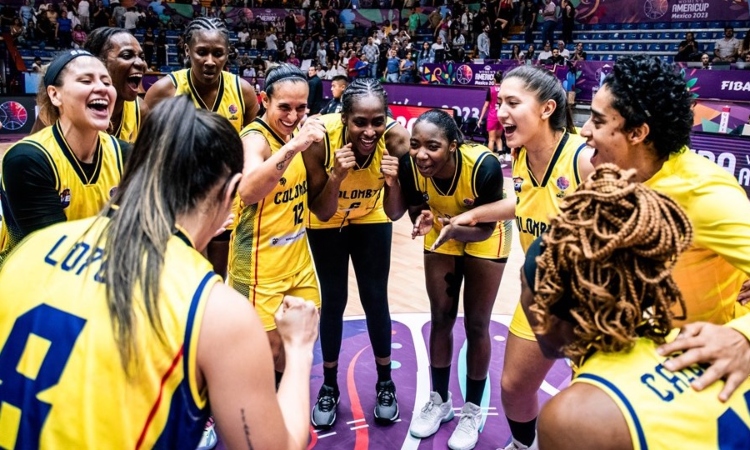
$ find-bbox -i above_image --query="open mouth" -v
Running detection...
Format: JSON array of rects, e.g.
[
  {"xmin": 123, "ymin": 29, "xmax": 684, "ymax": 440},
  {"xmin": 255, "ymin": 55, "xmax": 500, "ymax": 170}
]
[
  {"xmin": 88, "ymin": 98, "xmax": 109, "ymax": 113},
  {"xmin": 126, "ymin": 74, "xmax": 142, "ymax": 92},
  {"xmin": 359, "ymin": 137, "xmax": 376, "ymax": 151},
  {"xmin": 504, "ymin": 124, "xmax": 517, "ymax": 135}
]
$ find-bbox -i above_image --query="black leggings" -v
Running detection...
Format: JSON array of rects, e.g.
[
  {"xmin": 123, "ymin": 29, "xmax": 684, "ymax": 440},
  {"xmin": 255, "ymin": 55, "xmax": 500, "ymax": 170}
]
[{"xmin": 307, "ymin": 222, "xmax": 393, "ymax": 363}]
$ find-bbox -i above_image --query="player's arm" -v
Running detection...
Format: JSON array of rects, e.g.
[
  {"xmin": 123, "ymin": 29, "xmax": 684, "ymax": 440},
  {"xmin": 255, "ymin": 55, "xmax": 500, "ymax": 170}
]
[
  {"xmin": 239, "ymin": 117, "xmax": 325, "ymax": 206},
  {"xmin": 197, "ymin": 284, "xmax": 317, "ymax": 450},
  {"xmin": 143, "ymin": 74, "xmax": 177, "ymax": 109},
  {"xmin": 431, "ymin": 153, "xmax": 502, "ymax": 250},
  {"xmin": 137, "ymin": 95, "xmax": 150, "ymax": 120},
  {"xmin": 302, "ymin": 139, "xmax": 354, "ymax": 222},
  {"xmin": 576, "ymin": 145, "xmax": 595, "ymax": 181},
  {"xmin": 239, "ymin": 78, "xmax": 260, "ymax": 127},
  {"xmin": 2, "ymin": 145, "xmax": 66, "ymax": 236},
  {"xmin": 382, "ymin": 122, "xmax": 410, "ymax": 221},
  {"xmin": 538, "ymin": 383, "xmax": 632, "ymax": 450},
  {"xmin": 397, "ymin": 153, "xmax": 434, "ymax": 238}
]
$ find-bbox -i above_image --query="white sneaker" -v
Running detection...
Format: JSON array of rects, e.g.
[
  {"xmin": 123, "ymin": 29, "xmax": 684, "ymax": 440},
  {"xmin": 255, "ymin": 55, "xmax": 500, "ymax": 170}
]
[
  {"xmin": 500, "ymin": 437, "xmax": 538, "ymax": 450},
  {"xmin": 196, "ymin": 417, "xmax": 217, "ymax": 450},
  {"xmin": 448, "ymin": 402, "xmax": 482, "ymax": 450},
  {"xmin": 409, "ymin": 391, "xmax": 454, "ymax": 438}
]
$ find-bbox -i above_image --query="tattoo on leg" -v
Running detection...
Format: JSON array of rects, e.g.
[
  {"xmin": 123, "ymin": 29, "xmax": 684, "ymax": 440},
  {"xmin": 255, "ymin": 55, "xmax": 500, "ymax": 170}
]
[
  {"xmin": 276, "ymin": 150, "xmax": 295, "ymax": 170},
  {"xmin": 241, "ymin": 408, "xmax": 254, "ymax": 449}
]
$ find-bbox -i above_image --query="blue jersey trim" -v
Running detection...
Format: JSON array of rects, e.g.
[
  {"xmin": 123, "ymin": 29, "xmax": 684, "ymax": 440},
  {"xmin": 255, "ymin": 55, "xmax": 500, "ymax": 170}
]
[{"xmin": 576, "ymin": 373, "xmax": 648, "ymax": 450}]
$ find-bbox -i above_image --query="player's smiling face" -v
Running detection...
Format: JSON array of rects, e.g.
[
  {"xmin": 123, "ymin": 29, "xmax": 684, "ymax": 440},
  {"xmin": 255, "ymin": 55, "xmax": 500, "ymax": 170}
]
[
  {"xmin": 410, "ymin": 120, "xmax": 456, "ymax": 179},
  {"xmin": 262, "ymin": 79, "xmax": 308, "ymax": 137},
  {"xmin": 104, "ymin": 32, "xmax": 146, "ymax": 103},
  {"xmin": 580, "ymin": 86, "xmax": 638, "ymax": 170},
  {"xmin": 497, "ymin": 76, "xmax": 551, "ymax": 149},
  {"xmin": 49, "ymin": 57, "xmax": 116, "ymax": 132},
  {"xmin": 342, "ymin": 94, "xmax": 386, "ymax": 156}
]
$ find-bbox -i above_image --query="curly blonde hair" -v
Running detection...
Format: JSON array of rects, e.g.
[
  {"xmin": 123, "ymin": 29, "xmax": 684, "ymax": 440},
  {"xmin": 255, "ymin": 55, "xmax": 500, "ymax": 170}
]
[{"xmin": 529, "ymin": 164, "xmax": 693, "ymax": 363}]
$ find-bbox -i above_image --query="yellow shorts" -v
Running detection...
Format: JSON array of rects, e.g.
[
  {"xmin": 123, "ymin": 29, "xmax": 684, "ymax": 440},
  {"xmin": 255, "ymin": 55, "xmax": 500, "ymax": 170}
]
[
  {"xmin": 509, "ymin": 301, "xmax": 537, "ymax": 341},
  {"xmin": 230, "ymin": 264, "xmax": 320, "ymax": 331},
  {"xmin": 425, "ymin": 220, "xmax": 513, "ymax": 259}
]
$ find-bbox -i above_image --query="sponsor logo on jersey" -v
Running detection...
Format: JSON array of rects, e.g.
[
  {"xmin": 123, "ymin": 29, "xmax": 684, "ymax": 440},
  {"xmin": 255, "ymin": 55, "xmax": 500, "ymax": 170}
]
[
  {"xmin": 228, "ymin": 104, "xmax": 238, "ymax": 114},
  {"xmin": 270, "ymin": 229, "xmax": 306, "ymax": 246},
  {"xmin": 513, "ymin": 177, "xmax": 524, "ymax": 193},
  {"xmin": 556, "ymin": 176, "xmax": 569, "ymax": 198},
  {"xmin": 60, "ymin": 188, "xmax": 71, "ymax": 208}
]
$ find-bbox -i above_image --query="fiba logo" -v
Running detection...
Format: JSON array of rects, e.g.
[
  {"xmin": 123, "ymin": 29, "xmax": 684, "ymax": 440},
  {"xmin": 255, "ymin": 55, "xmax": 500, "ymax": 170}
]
[
  {"xmin": 60, "ymin": 188, "xmax": 71, "ymax": 208},
  {"xmin": 455, "ymin": 65, "xmax": 473, "ymax": 85},
  {"xmin": 644, "ymin": 0, "xmax": 668, "ymax": 19}
]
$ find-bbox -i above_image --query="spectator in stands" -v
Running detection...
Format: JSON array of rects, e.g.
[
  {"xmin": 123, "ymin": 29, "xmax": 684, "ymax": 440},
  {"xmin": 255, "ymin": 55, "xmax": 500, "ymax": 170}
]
[
  {"xmin": 55, "ymin": 11, "xmax": 72, "ymax": 49},
  {"xmin": 431, "ymin": 36, "xmax": 447, "ymax": 63},
  {"xmin": 571, "ymin": 41, "xmax": 586, "ymax": 61},
  {"xmin": 72, "ymin": 24, "xmax": 87, "ymax": 48},
  {"xmin": 435, "ymin": 12, "xmax": 452, "ymax": 44},
  {"xmin": 417, "ymin": 41, "xmax": 432, "ymax": 69},
  {"xmin": 307, "ymin": 64, "xmax": 324, "ymax": 114},
  {"xmin": 92, "ymin": 2, "xmax": 110, "ymax": 29},
  {"xmin": 560, "ymin": 0, "xmax": 575, "ymax": 44},
  {"xmin": 347, "ymin": 50, "xmax": 361, "ymax": 78},
  {"xmin": 521, "ymin": 0, "xmax": 536, "ymax": 44},
  {"xmin": 510, "ymin": 44, "xmax": 523, "ymax": 63},
  {"xmin": 142, "ymin": 27, "xmax": 155, "ymax": 67},
  {"xmin": 285, "ymin": 9, "xmax": 296, "ymax": 36},
  {"xmin": 556, "ymin": 40, "xmax": 569, "ymax": 59},
  {"xmin": 523, "ymin": 43, "xmax": 536, "ymax": 62},
  {"xmin": 675, "ymin": 31, "xmax": 700, "ymax": 62},
  {"xmin": 156, "ymin": 29, "xmax": 167, "ymax": 68},
  {"xmin": 112, "ymin": 3, "xmax": 126, "ymax": 28},
  {"xmin": 242, "ymin": 64, "xmax": 256, "ymax": 77},
  {"xmin": 478, "ymin": 24, "xmax": 491, "ymax": 59},
  {"xmin": 452, "ymin": 31, "xmax": 466, "ymax": 55},
  {"xmin": 384, "ymin": 49, "xmax": 400, "ymax": 82},
  {"xmin": 266, "ymin": 29, "xmax": 279, "ymax": 60},
  {"xmin": 288, "ymin": 52, "xmax": 301, "ymax": 67},
  {"xmin": 473, "ymin": 4, "xmax": 489, "ymax": 43},
  {"xmin": 540, "ymin": 0, "xmax": 558, "ymax": 47},
  {"xmin": 408, "ymin": 8, "xmax": 421, "ymax": 38},
  {"xmin": 355, "ymin": 53, "xmax": 370, "ymax": 78},
  {"xmin": 499, "ymin": 0, "xmax": 514, "ymax": 42},
  {"xmin": 546, "ymin": 47, "xmax": 565, "ymax": 65},
  {"xmin": 428, "ymin": 9, "xmax": 442, "ymax": 33},
  {"xmin": 238, "ymin": 27, "xmax": 250, "ymax": 49},
  {"xmin": 537, "ymin": 41, "xmax": 552, "ymax": 62},
  {"xmin": 701, "ymin": 52, "xmax": 711, "ymax": 69},
  {"xmin": 363, "ymin": 36, "xmax": 380, "ymax": 78},
  {"xmin": 31, "ymin": 56, "xmax": 43, "ymax": 72},
  {"xmin": 123, "ymin": 8, "xmax": 141, "ymax": 33},
  {"xmin": 713, "ymin": 26, "xmax": 739, "ymax": 63},
  {"xmin": 400, "ymin": 51, "xmax": 415, "ymax": 82},
  {"xmin": 20, "ymin": 0, "xmax": 35, "ymax": 36},
  {"xmin": 10, "ymin": 18, "xmax": 25, "ymax": 45},
  {"xmin": 739, "ymin": 31, "xmax": 750, "ymax": 61},
  {"xmin": 319, "ymin": 75, "xmax": 348, "ymax": 114}
]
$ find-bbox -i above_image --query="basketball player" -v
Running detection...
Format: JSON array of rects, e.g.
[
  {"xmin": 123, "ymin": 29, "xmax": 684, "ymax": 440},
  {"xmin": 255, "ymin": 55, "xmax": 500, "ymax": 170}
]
[
  {"xmin": 84, "ymin": 27, "xmax": 149, "ymax": 143},
  {"xmin": 0, "ymin": 50, "xmax": 127, "ymax": 265},
  {"xmin": 145, "ymin": 17, "xmax": 259, "ymax": 278},
  {"xmin": 579, "ymin": 54, "xmax": 750, "ymax": 403},
  {"xmin": 302, "ymin": 78, "xmax": 410, "ymax": 428},
  {"xmin": 0, "ymin": 96, "xmax": 319, "ymax": 449},
  {"xmin": 437, "ymin": 65, "xmax": 595, "ymax": 450},
  {"xmin": 399, "ymin": 110, "xmax": 512, "ymax": 450},
  {"xmin": 477, "ymin": 72, "xmax": 506, "ymax": 156},
  {"xmin": 228, "ymin": 64, "xmax": 325, "ymax": 385},
  {"xmin": 522, "ymin": 164, "xmax": 750, "ymax": 449}
]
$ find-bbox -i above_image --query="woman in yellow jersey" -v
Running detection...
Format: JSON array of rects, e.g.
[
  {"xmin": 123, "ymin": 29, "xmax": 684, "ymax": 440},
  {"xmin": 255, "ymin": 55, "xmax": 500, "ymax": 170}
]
[
  {"xmin": 29, "ymin": 28, "xmax": 148, "ymax": 143},
  {"xmin": 145, "ymin": 17, "xmax": 259, "ymax": 278},
  {"xmin": 0, "ymin": 50, "xmax": 127, "ymax": 264},
  {"xmin": 443, "ymin": 65, "xmax": 594, "ymax": 450},
  {"xmin": 302, "ymin": 78, "xmax": 411, "ymax": 428},
  {"xmin": 579, "ymin": 55, "xmax": 750, "ymax": 404},
  {"xmin": 398, "ymin": 110, "xmax": 512, "ymax": 450},
  {"xmin": 83, "ymin": 27, "xmax": 149, "ymax": 143},
  {"xmin": 0, "ymin": 96, "xmax": 319, "ymax": 450},
  {"xmin": 524, "ymin": 165, "xmax": 750, "ymax": 450},
  {"xmin": 228, "ymin": 64, "xmax": 326, "ymax": 386}
]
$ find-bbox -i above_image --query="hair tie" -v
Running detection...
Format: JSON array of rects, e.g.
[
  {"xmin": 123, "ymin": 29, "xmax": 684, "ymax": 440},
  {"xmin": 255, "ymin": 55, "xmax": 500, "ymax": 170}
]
[{"xmin": 44, "ymin": 50, "xmax": 93, "ymax": 88}]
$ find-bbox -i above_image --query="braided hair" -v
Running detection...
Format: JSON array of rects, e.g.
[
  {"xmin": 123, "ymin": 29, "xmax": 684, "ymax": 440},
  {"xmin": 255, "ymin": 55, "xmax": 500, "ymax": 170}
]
[
  {"xmin": 183, "ymin": 17, "xmax": 230, "ymax": 48},
  {"xmin": 341, "ymin": 78, "xmax": 388, "ymax": 117},
  {"xmin": 529, "ymin": 164, "xmax": 693, "ymax": 363},
  {"xmin": 83, "ymin": 27, "xmax": 130, "ymax": 59}
]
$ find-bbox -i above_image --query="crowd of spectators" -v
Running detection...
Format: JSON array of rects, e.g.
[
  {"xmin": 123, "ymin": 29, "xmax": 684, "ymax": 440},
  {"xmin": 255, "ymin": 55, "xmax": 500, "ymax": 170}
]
[{"xmin": 1, "ymin": 0, "xmax": 747, "ymax": 87}]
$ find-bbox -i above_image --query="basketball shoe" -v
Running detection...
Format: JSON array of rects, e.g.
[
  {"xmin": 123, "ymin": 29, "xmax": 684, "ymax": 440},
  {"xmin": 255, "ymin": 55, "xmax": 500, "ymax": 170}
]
[
  {"xmin": 311, "ymin": 384, "xmax": 339, "ymax": 428},
  {"xmin": 196, "ymin": 416, "xmax": 217, "ymax": 450},
  {"xmin": 409, "ymin": 391, "xmax": 454, "ymax": 438},
  {"xmin": 374, "ymin": 380, "xmax": 400, "ymax": 423},
  {"xmin": 448, "ymin": 402, "xmax": 482, "ymax": 450}
]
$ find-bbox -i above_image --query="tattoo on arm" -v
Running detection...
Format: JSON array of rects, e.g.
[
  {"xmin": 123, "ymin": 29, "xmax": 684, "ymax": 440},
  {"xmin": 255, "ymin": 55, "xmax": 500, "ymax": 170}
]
[
  {"xmin": 276, "ymin": 151, "xmax": 295, "ymax": 170},
  {"xmin": 241, "ymin": 408, "xmax": 254, "ymax": 450}
]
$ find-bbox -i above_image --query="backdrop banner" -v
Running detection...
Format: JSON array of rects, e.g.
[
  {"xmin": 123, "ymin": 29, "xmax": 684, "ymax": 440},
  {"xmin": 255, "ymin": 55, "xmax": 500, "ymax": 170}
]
[{"xmin": 571, "ymin": 0, "xmax": 749, "ymax": 24}]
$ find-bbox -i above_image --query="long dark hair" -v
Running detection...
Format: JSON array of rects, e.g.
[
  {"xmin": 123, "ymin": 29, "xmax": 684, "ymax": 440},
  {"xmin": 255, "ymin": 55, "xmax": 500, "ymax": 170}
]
[
  {"xmin": 100, "ymin": 96, "xmax": 243, "ymax": 371},
  {"xmin": 504, "ymin": 65, "xmax": 576, "ymax": 133}
]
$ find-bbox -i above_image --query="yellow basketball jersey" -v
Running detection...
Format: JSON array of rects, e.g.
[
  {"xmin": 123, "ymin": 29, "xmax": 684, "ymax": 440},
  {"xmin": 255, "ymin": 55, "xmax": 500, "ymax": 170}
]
[
  {"xmin": 113, "ymin": 98, "xmax": 141, "ymax": 144},
  {"xmin": 513, "ymin": 133, "xmax": 587, "ymax": 252},
  {"xmin": 0, "ymin": 123, "xmax": 125, "ymax": 262},
  {"xmin": 168, "ymin": 69, "xmax": 245, "ymax": 132},
  {"xmin": 306, "ymin": 113, "xmax": 397, "ymax": 229},
  {"xmin": 572, "ymin": 331, "xmax": 750, "ymax": 450},
  {"xmin": 228, "ymin": 118, "xmax": 312, "ymax": 285},
  {"xmin": 406, "ymin": 143, "xmax": 512, "ymax": 258},
  {"xmin": 646, "ymin": 148, "xmax": 750, "ymax": 326},
  {"xmin": 0, "ymin": 216, "xmax": 217, "ymax": 449}
]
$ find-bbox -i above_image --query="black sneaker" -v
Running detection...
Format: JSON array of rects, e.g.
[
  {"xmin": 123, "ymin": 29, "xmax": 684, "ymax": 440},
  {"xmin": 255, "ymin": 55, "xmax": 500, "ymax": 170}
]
[
  {"xmin": 374, "ymin": 380, "xmax": 399, "ymax": 424},
  {"xmin": 311, "ymin": 384, "xmax": 339, "ymax": 428}
]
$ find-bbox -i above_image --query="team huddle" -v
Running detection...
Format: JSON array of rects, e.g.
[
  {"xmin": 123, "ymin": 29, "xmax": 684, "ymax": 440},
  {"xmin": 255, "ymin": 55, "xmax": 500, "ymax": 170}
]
[{"xmin": 1, "ymin": 16, "xmax": 750, "ymax": 450}]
